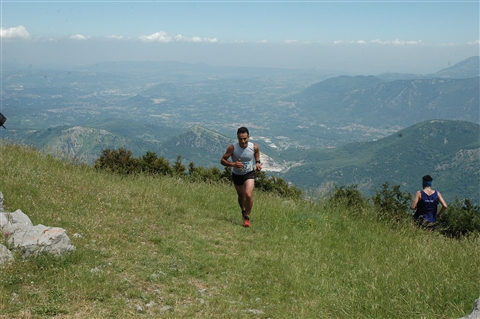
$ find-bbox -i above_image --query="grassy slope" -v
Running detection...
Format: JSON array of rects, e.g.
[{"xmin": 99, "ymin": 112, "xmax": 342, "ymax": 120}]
[{"xmin": 0, "ymin": 142, "xmax": 478, "ymax": 318}]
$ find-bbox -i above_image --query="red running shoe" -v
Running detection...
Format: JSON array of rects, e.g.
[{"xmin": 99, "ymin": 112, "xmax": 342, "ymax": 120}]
[{"xmin": 243, "ymin": 219, "xmax": 250, "ymax": 227}]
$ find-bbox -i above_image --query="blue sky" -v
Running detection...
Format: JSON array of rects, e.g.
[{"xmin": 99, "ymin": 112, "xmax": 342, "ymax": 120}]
[{"xmin": 1, "ymin": 1, "xmax": 479, "ymax": 74}]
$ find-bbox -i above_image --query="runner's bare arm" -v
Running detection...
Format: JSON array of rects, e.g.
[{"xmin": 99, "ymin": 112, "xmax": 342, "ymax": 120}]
[
  {"xmin": 437, "ymin": 192, "xmax": 448, "ymax": 217},
  {"xmin": 254, "ymin": 143, "xmax": 262, "ymax": 171},
  {"xmin": 410, "ymin": 191, "xmax": 421, "ymax": 210}
]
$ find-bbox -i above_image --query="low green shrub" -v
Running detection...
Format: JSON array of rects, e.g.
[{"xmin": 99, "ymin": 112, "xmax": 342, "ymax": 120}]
[
  {"xmin": 173, "ymin": 155, "xmax": 187, "ymax": 176},
  {"xmin": 94, "ymin": 147, "xmax": 139, "ymax": 175},
  {"xmin": 371, "ymin": 182, "xmax": 412, "ymax": 223},
  {"xmin": 139, "ymin": 151, "xmax": 172, "ymax": 175},
  {"xmin": 437, "ymin": 198, "xmax": 480, "ymax": 238},
  {"xmin": 187, "ymin": 162, "xmax": 230, "ymax": 184},
  {"xmin": 326, "ymin": 184, "xmax": 369, "ymax": 210},
  {"xmin": 255, "ymin": 171, "xmax": 302, "ymax": 200}
]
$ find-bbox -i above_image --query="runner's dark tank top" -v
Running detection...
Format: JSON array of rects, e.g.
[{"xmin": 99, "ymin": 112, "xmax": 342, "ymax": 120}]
[{"xmin": 415, "ymin": 190, "xmax": 439, "ymax": 223}]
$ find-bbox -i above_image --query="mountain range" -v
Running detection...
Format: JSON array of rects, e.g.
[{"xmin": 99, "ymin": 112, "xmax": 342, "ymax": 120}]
[
  {"xmin": 289, "ymin": 74, "xmax": 478, "ymax": 128},
  {"xmin": 376, "ymin": 55, "xmax": 479, "ymax": 81}
]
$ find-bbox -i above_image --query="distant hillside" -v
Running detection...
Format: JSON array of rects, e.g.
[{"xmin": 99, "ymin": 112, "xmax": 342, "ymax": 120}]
[
  {"xmin": 4, "ymin": 125, "xmax": 215, "ymax": 165},
  {"xmin": 427, "ymin": 56, "xmax": 479, "ymax": 79},
  {"xmin": 291, "ymin": 76, "xmax": 479, "ymax": 127},
  {"xmin": 302, "ymin": 75, "xmax": 384, "ymax": 97},
  {"xmin": 6, "ymin": 126, "xmax": 161, "ymax": 164},
  {"xmin": 3, "ymin": 119, "xmax": 183, "ymax": 164},
  {"xmin": 279, "ymin": 120, "xmax": 480, "ymax": 204},
  {"xmin": 376, "ymin": 55, "xmax": 479, "ymax": 81},
  {"xmin": 154, "ymin": 125, "xmax": 234, "ymax": 167}
]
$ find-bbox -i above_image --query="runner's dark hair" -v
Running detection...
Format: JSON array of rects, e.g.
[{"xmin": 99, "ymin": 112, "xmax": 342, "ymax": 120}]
[
  {"xmin": 422, "ymin": 175, "xmax": 433, "ymax": 182},
  {"xmin": 237, "ymin": 127, "xmax": 249, "ymax": 135}
]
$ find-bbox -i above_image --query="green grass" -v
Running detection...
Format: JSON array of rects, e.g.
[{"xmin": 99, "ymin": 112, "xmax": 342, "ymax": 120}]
[{"xmin": 0, "ymin": 141, "xmax": 478, "ymax": 318}]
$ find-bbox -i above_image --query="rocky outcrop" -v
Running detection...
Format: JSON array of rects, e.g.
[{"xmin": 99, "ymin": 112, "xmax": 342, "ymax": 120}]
[{"xmin": 0, "ymin": 192, "xmax": 75, "ymax": 265}]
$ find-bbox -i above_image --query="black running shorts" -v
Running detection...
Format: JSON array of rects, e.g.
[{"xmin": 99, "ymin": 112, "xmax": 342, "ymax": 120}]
[{"xmin": 232, "ymin": 171, "xmax": 256, "ymax": 186}]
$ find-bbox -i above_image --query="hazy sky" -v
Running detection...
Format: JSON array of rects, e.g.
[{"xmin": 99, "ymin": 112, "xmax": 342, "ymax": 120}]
[{"xmin": 1, "ymin": 0, "xmax": 479, "ymax": 75}]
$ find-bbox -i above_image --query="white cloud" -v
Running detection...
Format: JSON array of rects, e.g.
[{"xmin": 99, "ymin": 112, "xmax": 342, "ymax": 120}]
[
  {"xmin": 283, "ymin": 39, "xmax": 300, "ymax": 44},
  {"xmin": 190, "ymin": 36, "xmax": 218, "ymax": 43},
  {"xmin": 257, "ymin": 39, "xmax": 269, "ymax": 43},
  {"xmin": 467, "ymin": 39, "xmax": 480, "ymax": 45},
  {"xmin": 0, "ymin": 25, "xmax": 30, "ymax": 39},
  {"xmin": 70, "ymin": 34, "xmax": 90, "ymax": 40},
  {"xmin": 107, "ymin": 35, "xmax": 124, "ymax": 40},
  {"xmin": 139, "ymin": 31, "xmax": 217, "ymax": 43},
  {"xmin": 334, "ymin": 40, "xmax": 355, "ymax": 44},
  {"xmin": 389, "ymin": 39, "xmax": 404, "ymax": 45},
  {"xmin": 198, "ymin": 37, "xmax": 218, "ymax": 43},
  {"xmin": 173, "ymin": 34, "xmax": 185, "ymax": 41},
  {"xmin": 390, "ymin": 39, "xmax": 421, "ymax": 45},
  {"xmin": 139, "ymin": 31, "xmax": 172, "ymax": 43}
]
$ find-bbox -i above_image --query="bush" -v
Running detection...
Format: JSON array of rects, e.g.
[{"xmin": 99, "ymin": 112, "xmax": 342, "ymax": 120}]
[
  {"xmin": 139, "ymin": 151, "xmax": 172, "ymax": 176},
  {"xmin": 173, "ymin": 155, "xmax": 187, "ymax": 176},
  {"xmin": 187, "ymin": 163, "xmax": 230, "ymax": 184},
  {"xmin": 255, "ymin": 171, "xmax": 302, "ymax": 200},
  {"xmin": 436, "ymin": 198, "xmax": 480, "ymax": 238},
  {"xmin": 94, "ymin": 148, "xmax": 139, "ymax": 175},
  {"xmin": 371, "ymin": 182, "xmax": 412, "ymax": 223},
  {"xmin": 326, "ymin": 184, "xmax": 368, "ymax": 210}
]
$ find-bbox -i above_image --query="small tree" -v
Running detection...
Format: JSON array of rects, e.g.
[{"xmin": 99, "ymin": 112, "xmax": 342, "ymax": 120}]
[
  {"xmin": 139, "ymin": 151, "xmax": 172, "ymax": 176},
  {"xmin": 173, "ymin": 155, "xmax": 187, "ymax": 176},
  {"xmin": 255, "ymin": 171, "xmax": 302, "ymax": 200},
  {"xmin": 94, "ymin": 147, "xmax": 139, "ymax": 175},
  {"xmin": 188, "ymin": 163, "xmax": 226, "ymax": 183},
  {"xmin": 327, "ymin": 184, "xmax": 368, "ymax": 210},
  {"xmin": 371, "ymin": 182, "xmax": 411, "ymax": 223},
  {"xmin": 436, "ymin": 198, "xmax": 480, "ymax": 238}
]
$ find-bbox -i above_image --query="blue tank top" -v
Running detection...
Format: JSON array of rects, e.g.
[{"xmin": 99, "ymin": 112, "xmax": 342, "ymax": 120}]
[
  {"xmin": 414, "ymin": 190, "xmax": 439, "ymax": 223},
  {"xmin": 231, "ymin": 142, "xmax": 255, "ymax": 176}
]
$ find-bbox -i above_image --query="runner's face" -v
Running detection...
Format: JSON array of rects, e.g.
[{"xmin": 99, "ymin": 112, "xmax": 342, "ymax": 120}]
[{"xmin": 237, "ymin": 132, "xmax": 249, "ymax": 148}]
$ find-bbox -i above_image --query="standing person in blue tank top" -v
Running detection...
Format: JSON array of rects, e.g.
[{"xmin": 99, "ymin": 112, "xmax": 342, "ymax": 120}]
[
  {"xmin": 221, "ymin": 127, "xmax": 262, "ymax": 227},
  {"xmin": 410, "ymin": 175, "xmax": 448, "ymax": 228}
]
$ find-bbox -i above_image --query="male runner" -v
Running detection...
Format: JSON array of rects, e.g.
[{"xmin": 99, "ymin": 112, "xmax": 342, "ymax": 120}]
[{"xmin": 221, "ymin": 127, "xmax": 262, "ymax": 227}]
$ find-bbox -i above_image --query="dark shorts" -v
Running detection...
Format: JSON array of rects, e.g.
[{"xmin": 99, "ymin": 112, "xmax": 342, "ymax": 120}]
[{"xmin": 232, "ymin": 171, "xmax": 256, "ymax": 186}]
